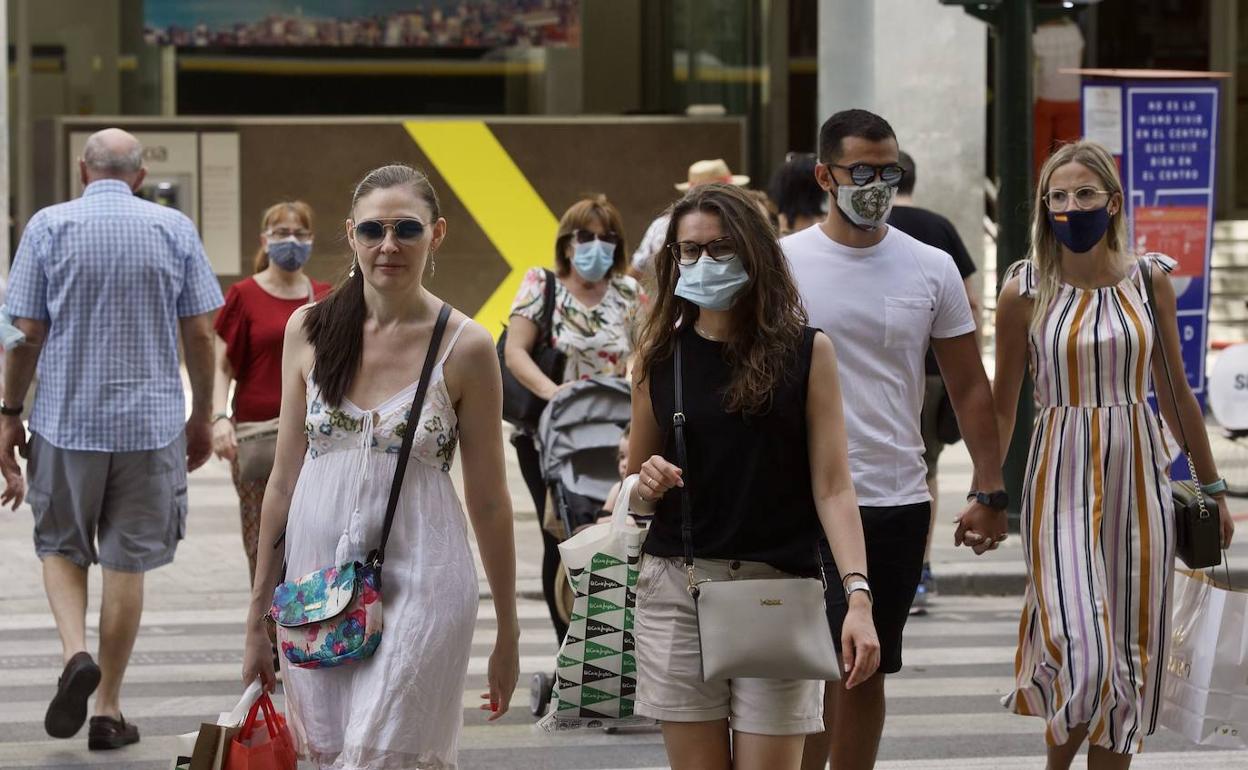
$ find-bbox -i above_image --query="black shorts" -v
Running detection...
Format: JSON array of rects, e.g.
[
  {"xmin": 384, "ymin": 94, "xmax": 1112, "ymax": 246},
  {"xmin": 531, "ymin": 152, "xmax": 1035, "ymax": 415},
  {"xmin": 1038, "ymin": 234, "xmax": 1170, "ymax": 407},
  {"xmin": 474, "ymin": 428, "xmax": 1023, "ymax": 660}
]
[{"xmin": 821, "ymin": 501, "xmax": 931, "ymax": 675}]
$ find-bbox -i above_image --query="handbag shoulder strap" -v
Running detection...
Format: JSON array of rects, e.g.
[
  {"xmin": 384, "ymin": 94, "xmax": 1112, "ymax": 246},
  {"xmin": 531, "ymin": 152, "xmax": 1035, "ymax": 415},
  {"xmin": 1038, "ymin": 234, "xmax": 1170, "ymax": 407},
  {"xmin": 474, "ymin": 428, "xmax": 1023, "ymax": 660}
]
[
  {"xmin": 1139, "ymin": 258, "xmax": 1196, "ymax": 458},
  {"xmin": 369, "ymin": 302, "xmax": 452, "ymax": 568},
  {"xmin": 539, "ymin": 268, "xmax": 558, "ymax": 347},
  {"xmin": 672, "ymin": 338, "xmax": 698, "ymax": 593}
]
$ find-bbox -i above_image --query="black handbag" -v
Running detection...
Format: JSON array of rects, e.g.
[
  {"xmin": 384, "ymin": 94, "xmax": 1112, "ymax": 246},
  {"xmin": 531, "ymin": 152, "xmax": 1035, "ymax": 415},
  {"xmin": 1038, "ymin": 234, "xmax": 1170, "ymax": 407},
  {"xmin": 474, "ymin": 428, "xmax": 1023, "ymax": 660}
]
[
  {"xmin": 1140, "ymin": 259, "xmax": 1222, "ymax": 570},
  {"xmin": 498, "ymin": 268, "xmax": 567, "ymax": 428}
]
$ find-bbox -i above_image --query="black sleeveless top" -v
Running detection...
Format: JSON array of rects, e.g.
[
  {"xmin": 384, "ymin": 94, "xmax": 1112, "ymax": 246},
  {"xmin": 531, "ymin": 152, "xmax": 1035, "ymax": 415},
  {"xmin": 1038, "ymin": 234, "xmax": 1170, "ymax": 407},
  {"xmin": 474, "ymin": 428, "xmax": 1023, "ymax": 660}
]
[{"xmin": 643, "ymin": 323, "xmax": 822, "ymax": 576}]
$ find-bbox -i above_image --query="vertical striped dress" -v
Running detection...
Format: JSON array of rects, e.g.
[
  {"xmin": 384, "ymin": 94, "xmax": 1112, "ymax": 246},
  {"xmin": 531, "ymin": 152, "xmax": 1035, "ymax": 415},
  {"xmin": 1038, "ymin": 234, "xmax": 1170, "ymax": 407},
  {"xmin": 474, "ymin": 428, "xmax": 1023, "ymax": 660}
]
[{"xmin": 1002, "ymin": 254, "xmax": 1177, "ymax": 754}]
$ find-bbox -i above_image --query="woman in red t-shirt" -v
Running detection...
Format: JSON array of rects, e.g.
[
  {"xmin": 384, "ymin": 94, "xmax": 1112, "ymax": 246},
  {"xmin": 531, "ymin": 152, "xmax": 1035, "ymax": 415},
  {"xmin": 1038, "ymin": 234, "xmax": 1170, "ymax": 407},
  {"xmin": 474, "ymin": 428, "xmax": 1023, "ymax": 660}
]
[{"xmin": 212, "ymin": 201, "xmax": 331, "ymax": 582}]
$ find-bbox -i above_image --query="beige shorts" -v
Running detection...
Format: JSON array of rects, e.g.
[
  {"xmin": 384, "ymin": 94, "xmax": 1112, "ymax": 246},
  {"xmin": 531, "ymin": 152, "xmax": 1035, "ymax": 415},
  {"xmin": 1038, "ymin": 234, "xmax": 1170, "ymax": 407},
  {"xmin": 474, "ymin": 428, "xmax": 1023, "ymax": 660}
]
[{"xmin": 633, "ymin": 554, "xmax": 824, "ymax": 736}]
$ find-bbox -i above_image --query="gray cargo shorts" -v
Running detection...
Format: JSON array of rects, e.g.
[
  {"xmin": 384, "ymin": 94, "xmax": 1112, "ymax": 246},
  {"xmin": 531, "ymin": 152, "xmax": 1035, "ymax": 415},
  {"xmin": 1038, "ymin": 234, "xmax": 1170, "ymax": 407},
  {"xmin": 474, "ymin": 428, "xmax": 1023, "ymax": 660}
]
[{"xmin": 28, "ymin": 432, "xmax": 188, "ymax": 572}]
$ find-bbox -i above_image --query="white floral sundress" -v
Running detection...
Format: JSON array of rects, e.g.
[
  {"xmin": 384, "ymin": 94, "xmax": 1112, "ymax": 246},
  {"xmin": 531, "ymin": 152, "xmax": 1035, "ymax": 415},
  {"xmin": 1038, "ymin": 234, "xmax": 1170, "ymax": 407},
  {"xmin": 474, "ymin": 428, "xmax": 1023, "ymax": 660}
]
[{"xmin": 281, "ymin": 318, "xmax": 477, "ymax": 770}]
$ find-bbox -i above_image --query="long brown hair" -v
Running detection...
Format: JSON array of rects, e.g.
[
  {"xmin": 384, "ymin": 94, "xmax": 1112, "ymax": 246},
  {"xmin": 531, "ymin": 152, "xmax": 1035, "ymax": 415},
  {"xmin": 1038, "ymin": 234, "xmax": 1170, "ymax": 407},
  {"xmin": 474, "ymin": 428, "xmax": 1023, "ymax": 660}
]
[
  {"xmin": 303, "ymin": 164, "xmax": 441, "ymax": 407},
  {"xmin": 553, "ymin": 195, "xmax": 628, "ymax": 278},
  {"xmin": 635, "ymin": 183, "xmax": 807, "ymax": 414},
  {"xmin": 1024, "ymin": 140, "xmax": 1129, "ymax": 328},
  {"xmin": 254, "ymin": 201, "xmax": 314, "ymax": 273}
]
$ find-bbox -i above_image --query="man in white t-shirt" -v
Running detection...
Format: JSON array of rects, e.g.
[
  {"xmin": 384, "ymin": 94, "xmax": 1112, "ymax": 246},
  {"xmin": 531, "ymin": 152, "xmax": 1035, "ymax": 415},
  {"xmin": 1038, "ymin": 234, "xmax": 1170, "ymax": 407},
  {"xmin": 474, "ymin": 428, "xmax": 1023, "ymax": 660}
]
[{"xmin": 784, "ymin": 109, "xmax": 1006, "ymax": 770}]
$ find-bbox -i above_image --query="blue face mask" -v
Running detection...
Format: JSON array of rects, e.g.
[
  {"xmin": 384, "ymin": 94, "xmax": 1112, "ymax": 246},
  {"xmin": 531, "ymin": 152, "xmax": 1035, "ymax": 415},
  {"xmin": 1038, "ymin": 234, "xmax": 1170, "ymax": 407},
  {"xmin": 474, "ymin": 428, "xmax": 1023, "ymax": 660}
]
[
  {"xmin": 674, "ymin": 254, "xmax": 749, "ymax": 311},
  {"xmin": 267, "ymin": 239, "xmax": 312, "ymax": 271},
  {"xmin": 1048, "ymin": 207, "xmax": 1110, "ymax": 254},
  {"xmin": 572, "ymin": 239, "xmax": 615, "ymax": 282}
]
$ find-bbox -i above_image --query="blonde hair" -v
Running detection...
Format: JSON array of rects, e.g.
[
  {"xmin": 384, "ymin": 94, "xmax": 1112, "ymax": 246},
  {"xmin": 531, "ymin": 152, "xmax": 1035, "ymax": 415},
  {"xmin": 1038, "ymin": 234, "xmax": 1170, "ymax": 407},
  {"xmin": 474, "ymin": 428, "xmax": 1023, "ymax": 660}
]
[
  {"xmin": 254, "ymin": 200, "xmax": 314, "ymax": 273},
  {"xmin": 1023, "ymin": 140, "xmax": 1130, "ymax": 327}
]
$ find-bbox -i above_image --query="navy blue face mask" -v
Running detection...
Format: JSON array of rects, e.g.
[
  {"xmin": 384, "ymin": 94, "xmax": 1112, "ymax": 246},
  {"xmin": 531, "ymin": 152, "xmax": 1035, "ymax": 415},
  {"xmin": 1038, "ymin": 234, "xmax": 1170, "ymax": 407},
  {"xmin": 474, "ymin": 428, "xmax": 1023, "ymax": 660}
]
[{"xmin": 1048, "ymin": 207, "xmax": 1110, "ymax": 254}]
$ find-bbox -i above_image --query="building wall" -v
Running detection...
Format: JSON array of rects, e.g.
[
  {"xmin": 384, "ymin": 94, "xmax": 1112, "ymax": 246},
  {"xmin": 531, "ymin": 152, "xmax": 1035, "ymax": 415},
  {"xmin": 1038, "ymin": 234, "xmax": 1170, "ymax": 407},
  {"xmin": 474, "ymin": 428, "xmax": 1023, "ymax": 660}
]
[{"xmin": 819, "ymin": 0, "xmax": 987, "ymax": 275}]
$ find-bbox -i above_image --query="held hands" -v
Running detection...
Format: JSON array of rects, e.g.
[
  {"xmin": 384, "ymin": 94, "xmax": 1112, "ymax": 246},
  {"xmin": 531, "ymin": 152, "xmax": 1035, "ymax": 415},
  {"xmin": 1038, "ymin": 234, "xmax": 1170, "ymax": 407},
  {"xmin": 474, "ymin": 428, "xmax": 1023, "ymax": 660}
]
[
  {"xmin": 479, "ymin": 632, "xmax": 520, "ymax": 722},
  {"xmin": 212, "ymin": 417, "xmax": 238, "ymax": 462},
  {"xmin": 840, "ymin": 595, "xmax": 880, "ymax": 688},
  {"xmin": 954, "ymin": 501, "xmax": 1008, "ymax": 555},
  {"xmin": 637, "ymin": 455, "xmax": 683, "ymax": 502},
  {"xmin": 0, "ymin": 415, "xmax": 27, "ymax": 510}
]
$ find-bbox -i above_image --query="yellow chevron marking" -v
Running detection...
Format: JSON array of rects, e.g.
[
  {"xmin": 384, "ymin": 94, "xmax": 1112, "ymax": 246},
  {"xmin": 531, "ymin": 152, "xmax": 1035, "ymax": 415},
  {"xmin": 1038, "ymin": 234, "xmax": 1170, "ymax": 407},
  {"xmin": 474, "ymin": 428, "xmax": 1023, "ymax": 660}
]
[{"xmin": 404, "ymin": 121, "xmax": 558, "ymax": 337}]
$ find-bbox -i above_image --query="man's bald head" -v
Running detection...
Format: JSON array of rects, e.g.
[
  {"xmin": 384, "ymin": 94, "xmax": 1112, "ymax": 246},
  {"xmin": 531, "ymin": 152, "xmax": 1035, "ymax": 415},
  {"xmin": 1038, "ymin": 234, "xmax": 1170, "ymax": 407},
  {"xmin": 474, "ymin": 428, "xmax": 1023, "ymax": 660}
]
[{"xmin": 80, "ymin": 129, "xmax": 145, "ymax": 188}]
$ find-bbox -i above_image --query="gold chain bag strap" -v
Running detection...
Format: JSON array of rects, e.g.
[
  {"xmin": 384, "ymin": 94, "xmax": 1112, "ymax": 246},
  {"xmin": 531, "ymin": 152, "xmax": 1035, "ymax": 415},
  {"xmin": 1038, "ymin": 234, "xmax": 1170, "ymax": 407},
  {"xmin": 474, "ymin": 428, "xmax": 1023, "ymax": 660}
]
[
  {"xmin": 1139, "ymin": 258, "xmax": 1223, "ymax": 569},
  {"xmin": 672, "ymin": 337, "xmax": 841, "ymax": 682}
]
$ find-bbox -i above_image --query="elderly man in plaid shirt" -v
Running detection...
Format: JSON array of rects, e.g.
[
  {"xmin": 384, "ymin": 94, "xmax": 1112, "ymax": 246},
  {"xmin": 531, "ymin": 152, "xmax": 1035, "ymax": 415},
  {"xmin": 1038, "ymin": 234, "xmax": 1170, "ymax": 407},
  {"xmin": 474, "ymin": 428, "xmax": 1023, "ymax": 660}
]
[{"xmin": 0, "ymin": 128, "xmax": 222, "ymax": 751}]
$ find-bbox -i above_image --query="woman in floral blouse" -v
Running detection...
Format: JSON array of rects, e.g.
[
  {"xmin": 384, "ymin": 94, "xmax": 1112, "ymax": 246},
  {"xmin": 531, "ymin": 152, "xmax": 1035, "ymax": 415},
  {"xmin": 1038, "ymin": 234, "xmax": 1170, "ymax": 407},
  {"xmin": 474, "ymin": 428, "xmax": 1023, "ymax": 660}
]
[{"xmin": 503, "ymin": 195, "xmax": 645, "ymax": 643}]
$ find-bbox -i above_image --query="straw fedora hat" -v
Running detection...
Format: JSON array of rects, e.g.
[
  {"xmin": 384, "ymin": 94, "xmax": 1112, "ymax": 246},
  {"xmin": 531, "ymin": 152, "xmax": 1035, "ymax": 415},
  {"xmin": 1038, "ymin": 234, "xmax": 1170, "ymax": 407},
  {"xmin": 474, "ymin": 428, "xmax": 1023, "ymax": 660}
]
[{"xmin": 674, "ymin": 158, "xmax": 750, "ymax": 192}]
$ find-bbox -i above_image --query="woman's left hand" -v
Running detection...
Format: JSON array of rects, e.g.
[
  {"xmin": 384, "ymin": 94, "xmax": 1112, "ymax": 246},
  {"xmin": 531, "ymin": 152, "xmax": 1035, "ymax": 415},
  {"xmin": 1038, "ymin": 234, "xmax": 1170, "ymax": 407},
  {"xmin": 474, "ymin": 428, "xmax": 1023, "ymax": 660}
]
[
  {"xmin": 1215, "ymin": 493, "xmax": 1234, "ymax": 548},
  {"xmin": 481, "ymin": 633, "xmax": 520, "ymax": 721},
  {"xmin": 840, "ymin": 600, "xmax": 880, "ymax": 689}
]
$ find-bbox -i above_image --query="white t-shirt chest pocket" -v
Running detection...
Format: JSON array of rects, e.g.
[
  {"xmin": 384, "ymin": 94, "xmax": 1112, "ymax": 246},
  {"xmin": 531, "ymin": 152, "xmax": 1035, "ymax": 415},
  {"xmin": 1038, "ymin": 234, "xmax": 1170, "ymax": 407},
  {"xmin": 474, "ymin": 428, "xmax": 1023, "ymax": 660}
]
[{"xmin": 883, "ymin": 296, "xmax": 934, "ymax": 350}]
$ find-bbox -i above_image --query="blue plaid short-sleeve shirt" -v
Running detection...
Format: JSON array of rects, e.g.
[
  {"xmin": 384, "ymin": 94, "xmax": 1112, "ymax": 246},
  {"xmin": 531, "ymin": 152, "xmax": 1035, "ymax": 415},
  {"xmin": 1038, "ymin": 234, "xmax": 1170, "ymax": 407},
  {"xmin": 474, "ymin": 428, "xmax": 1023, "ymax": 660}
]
[{"xmin": 7, "ymin": 180, "xmax": 224, "ymax": 451}]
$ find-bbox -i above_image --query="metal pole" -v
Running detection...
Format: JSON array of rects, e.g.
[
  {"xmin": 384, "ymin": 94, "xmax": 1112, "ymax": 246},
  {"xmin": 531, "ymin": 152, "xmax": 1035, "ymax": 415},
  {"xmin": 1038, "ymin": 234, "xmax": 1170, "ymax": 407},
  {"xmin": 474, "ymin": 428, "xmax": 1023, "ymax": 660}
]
[
  {"xmin": 995, "ymin": 0, "xmax": 1035, "ymax": 532},
  {"xmin": 15, "ymin": 0, "xmax": 33, "ymax": 238}
]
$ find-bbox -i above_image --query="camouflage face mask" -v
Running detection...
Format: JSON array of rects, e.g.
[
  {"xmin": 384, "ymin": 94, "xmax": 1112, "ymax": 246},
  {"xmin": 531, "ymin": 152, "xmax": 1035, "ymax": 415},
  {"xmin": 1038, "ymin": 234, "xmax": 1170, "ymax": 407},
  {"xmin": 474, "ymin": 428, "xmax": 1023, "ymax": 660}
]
[{"xmin": 835, "ymin": 180, "xmax": 897, "ymax": 230}]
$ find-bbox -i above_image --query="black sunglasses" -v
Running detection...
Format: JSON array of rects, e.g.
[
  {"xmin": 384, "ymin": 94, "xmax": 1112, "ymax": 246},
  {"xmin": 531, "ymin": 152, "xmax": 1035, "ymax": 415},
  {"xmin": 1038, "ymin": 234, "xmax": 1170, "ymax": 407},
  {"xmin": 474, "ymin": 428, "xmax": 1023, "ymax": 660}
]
[
  {"xmin": 667, "ymin": 236, "xmax": 737, "ymax": 266},
  {"xmin": 572, "ymin": 229, "xmax": 620, "ymax": 245},
  {"xmin": 829, "ymin": 162, "xmax": 906, "ymax": 187},
  {"xmin": 353, "ymin": 218, "xmax": 427, "ymax": 246}
]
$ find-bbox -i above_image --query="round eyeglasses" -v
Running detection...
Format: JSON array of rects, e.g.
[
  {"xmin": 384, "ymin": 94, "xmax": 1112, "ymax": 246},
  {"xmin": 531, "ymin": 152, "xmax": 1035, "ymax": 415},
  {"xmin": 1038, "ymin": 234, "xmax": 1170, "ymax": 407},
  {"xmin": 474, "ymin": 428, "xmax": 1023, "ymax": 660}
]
[
  {"xmin": 1042, "ymin": 187, "xmax": 1112, "ymax": 212},
  {"xmin": 828, "ymin": 162, "xmax": 906, "ymax": 187}
]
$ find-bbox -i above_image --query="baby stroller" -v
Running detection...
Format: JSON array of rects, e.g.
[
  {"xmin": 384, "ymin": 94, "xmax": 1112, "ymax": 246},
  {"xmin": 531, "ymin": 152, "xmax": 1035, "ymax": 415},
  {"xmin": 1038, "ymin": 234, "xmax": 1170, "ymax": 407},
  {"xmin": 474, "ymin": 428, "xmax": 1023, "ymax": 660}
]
[{"xmin": 529, "ymin": 375, "xmax": 633, "ymax": 717}]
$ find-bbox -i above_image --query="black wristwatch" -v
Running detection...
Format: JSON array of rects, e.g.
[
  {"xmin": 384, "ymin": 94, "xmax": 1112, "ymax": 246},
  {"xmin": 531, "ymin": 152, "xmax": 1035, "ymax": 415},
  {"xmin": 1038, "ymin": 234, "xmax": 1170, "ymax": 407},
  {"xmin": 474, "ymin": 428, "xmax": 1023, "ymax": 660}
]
[
  {"xmin": 971, "ymin": 490, "xmax": 1009, "ymax": 511},
  {"xmin": 0, "ymin": 402, "xmax": 22, "ymax": 417}
]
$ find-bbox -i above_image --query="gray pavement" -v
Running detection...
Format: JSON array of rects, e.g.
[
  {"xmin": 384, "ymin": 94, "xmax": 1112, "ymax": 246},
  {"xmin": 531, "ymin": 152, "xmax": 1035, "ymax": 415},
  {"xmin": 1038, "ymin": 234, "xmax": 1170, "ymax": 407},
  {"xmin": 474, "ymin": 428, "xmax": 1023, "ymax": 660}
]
[{"xmin": 0, "ymin": 436, "xmax": 1246, "ymax": 767}]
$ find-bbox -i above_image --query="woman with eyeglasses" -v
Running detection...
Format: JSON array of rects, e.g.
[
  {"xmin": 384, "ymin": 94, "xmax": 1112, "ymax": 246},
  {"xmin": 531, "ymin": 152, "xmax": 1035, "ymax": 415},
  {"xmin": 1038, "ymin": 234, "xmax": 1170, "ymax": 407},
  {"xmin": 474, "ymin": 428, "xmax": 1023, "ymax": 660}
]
[
  {"xmin": 213, "ymin": 201, "xmax": 330, "ymax": 584},
  {"xmin": 628, "ymin": 183, "xmax": 878, "ymax": 770},
  {"xmin": 240, "ymin": 165, "xmax": 520, "ymax": 768},
  {"xmin": 503, "ymin": 194, "xmax": 645, "ymax": 644},
  {"xmin": 993, "ymin": 140, "xmax": 1234, "ymax": 768}
]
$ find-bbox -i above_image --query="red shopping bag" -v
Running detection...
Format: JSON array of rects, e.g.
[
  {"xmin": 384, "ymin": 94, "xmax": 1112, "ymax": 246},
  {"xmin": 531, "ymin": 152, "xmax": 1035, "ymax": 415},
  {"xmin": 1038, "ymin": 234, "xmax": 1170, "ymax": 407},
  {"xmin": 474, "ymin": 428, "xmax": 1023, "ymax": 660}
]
[{"xmin": 224, "ymin": 693, "xmax": 297, "ymax": 770}]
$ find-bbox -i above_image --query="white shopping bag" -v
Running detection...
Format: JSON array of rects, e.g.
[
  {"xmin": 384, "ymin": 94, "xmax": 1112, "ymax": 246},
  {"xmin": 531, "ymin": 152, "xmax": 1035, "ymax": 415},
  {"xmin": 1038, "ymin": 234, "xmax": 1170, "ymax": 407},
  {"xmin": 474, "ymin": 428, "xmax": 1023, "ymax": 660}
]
[
  {"xmin": 170, "ymin": 679, "xmax": 264, "ymax": 770},
  {"xmin": 538, "ymin": 475, "xmax": 654, "ymax": 732},
  {"xmin": 1159, "ymin": 569, "xmax": 1248, "ymax": 747}
]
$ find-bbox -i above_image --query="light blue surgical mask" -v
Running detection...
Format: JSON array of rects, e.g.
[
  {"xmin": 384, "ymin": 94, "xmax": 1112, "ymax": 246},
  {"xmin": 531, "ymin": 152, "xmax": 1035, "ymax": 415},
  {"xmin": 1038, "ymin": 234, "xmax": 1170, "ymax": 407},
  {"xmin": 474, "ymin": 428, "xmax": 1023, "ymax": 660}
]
[
  {"xmin": 674, "ymin": 254, "xmax": 749, "ymax": 311},
  {"xmin": 267, "ymin": 239, "xmax": 312, "ymax": 271},
  {"xmin": 572, "ymin": 239, "xmax": 615, "ymax": 282}
]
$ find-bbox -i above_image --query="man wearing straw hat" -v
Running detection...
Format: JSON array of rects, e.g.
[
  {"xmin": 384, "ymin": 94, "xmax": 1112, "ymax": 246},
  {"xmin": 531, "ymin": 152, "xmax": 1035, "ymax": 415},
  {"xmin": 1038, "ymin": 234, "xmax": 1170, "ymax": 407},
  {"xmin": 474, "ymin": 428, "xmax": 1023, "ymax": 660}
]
[{"xmin": 631, "ymin": 159, "xmax": 749, "ymax": 275}]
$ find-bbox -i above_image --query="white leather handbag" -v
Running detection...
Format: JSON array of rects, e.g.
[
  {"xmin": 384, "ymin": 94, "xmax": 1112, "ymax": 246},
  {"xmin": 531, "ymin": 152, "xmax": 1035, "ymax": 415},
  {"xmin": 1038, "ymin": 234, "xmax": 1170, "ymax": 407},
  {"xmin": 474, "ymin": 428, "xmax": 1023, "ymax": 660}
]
[{"xmin": 671, "ymin": 339, "xmax": 841, "ymax": 682}]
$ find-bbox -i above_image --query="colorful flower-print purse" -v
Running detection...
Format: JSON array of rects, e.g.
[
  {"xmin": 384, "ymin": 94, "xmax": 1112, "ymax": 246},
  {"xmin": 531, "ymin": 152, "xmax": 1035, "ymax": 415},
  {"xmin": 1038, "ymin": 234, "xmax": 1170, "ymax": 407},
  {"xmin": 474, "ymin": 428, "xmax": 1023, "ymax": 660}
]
[{"xmin": 268, "ymin": 304, "xmax": 451, "ymax": 669}]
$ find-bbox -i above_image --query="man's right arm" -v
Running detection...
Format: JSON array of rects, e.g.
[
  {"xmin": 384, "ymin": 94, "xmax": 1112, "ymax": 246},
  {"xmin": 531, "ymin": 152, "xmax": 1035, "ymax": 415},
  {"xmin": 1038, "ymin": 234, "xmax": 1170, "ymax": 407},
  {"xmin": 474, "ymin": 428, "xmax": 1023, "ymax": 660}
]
[{"xmin": 3, "ymin": 318, "xmax": 47, "ymax": 411}]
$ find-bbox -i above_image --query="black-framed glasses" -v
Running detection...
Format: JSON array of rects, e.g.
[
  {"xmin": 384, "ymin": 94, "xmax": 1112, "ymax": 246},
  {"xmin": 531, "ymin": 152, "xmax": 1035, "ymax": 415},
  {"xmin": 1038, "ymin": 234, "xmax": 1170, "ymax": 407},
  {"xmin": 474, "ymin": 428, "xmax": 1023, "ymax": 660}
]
[
  {"xmin": 829, "ymin": 162, "xmax": 906, "ymax": 187},
  {"xmin": 572, "ymin": 229, "xmax": 620, "ymax": 245},
  {"xmin": 1042, "ymin": 187, "xmax": 1112, "ymax": 211},
  {"xmin": 266, "ymin": 227, "xmax": 312, "ymax": 241},
  {"xmin": 353, "ymin": 218, "xmax": 427, "ymax": 247},
  {"xmin": 667, "ymin": 236, "xmax": 737, "ymax": 266}
]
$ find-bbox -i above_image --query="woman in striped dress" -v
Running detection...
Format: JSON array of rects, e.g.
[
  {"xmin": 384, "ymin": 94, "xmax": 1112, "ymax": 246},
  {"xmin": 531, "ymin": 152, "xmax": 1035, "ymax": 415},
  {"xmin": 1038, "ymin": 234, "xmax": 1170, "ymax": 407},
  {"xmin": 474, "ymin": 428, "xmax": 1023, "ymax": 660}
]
[{"xmin": 991, "ymin": 140, "xmax": 1234, "ymax": 768}]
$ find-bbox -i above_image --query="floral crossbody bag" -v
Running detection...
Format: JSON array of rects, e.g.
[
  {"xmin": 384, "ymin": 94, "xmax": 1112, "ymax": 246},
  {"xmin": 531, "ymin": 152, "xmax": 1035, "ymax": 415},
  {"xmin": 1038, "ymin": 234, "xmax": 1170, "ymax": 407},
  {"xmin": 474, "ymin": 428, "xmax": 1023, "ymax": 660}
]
[{"xmin": 268, "ymin": 303, "xmax": 451, "ymax": 669}]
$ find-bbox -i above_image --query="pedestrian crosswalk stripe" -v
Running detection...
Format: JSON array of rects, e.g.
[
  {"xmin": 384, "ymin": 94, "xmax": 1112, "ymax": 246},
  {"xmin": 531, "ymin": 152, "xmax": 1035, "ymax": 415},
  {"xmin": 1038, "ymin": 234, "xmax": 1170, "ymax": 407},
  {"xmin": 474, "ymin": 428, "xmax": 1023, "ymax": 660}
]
[{"xmin": 1, "ymin": 597, "xmax": 1242, "ymax": 768}]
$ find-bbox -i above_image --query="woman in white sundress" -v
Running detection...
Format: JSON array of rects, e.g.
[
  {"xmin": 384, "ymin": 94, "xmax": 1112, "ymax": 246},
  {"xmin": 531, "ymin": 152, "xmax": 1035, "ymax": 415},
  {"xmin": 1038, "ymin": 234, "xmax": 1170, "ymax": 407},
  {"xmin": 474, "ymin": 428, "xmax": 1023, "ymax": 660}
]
[{"xmin": 241, "ymin": 164, "xmax": 520, "ymax": 770}]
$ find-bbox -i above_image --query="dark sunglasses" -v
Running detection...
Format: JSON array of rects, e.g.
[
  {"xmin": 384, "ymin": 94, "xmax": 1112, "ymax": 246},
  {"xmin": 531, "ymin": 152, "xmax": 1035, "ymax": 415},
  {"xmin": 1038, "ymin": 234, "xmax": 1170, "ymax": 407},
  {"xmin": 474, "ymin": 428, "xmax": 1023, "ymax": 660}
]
[
  {"xmin": 353, "ymin": 218, "xmax": 427, "ymax": 246},
  {"xmin": 572, "ymin": 229, "xmax": 620, "ymax": 245},
  {"xmin": 829, "ymin": 162, "xmax": 906, "ymax": 187},
  {"xmin": 667, "ymin": 236, "xmax": 737, "ymax": 266}
]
